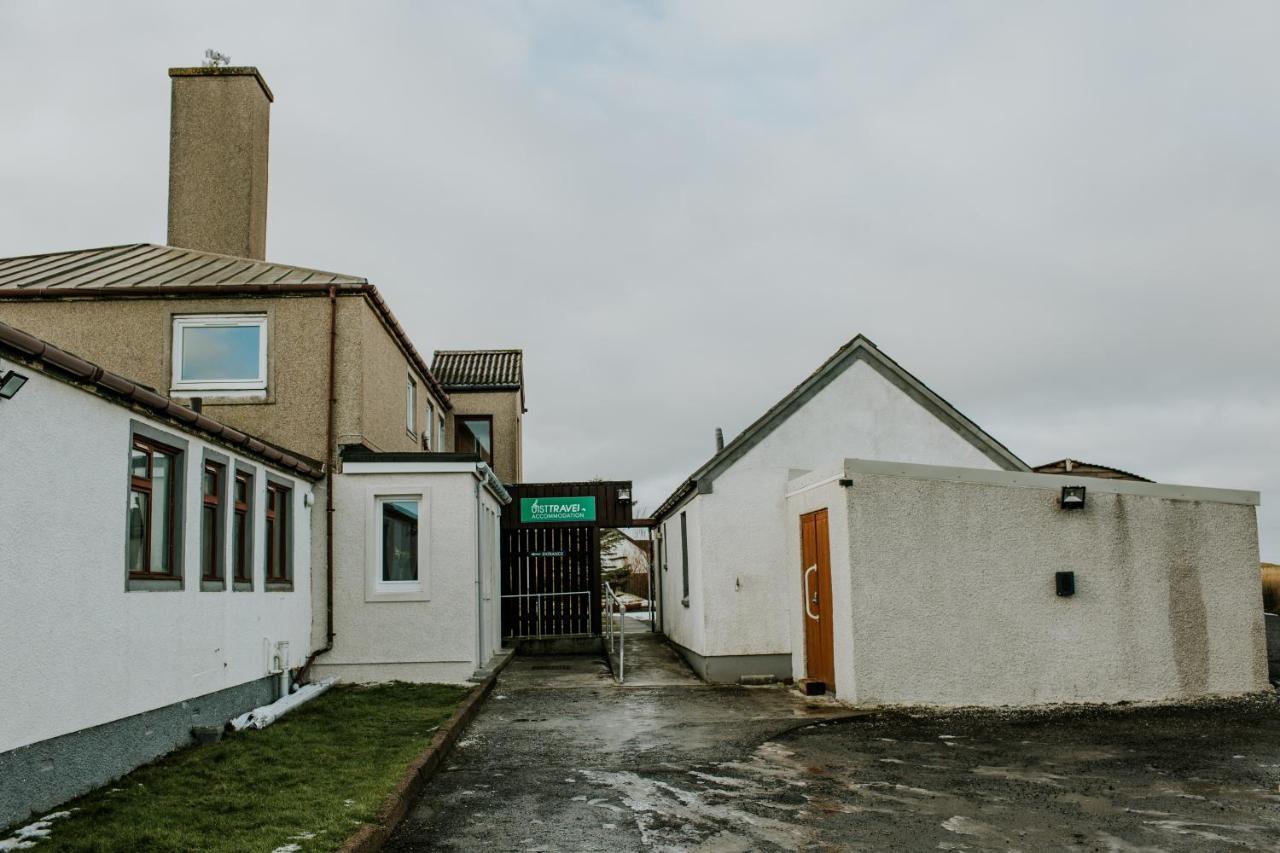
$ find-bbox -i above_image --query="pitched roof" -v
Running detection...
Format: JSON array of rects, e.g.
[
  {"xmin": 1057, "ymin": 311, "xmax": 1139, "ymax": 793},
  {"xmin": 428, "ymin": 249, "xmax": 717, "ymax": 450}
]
[
  {"xmin": 652, "ymin": 334, "xmax": 1029, "ymax": 520},
  {"xmin": 0, "ymin": 319, "xmax": 322, "ymax": 479},
  {"xmin": 0, "ymin": 243, "xmax": 450, "ymax": 406},
  {"xmin": 0, "ymin": 243, "xmax": 365, "ymax": 290},
  {"xmin": 432, "ymin": 349, "xmax": 523, "ymax": 390},
  {"xmin": 1033, "ymin": 458, "xmax": 1152, "ymax": 482}
]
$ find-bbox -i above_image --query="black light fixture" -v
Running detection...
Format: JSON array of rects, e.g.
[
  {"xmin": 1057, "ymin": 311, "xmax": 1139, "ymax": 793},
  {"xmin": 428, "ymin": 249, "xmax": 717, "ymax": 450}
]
[
  {"xmin": 0, "ymin": 370, "xmax": 28, "ymax": 400},
  {"xmin": 1060, "ymin": 485, "xmax": 1086, "ymax": 510},
  {"xmin": 1055, "ymin": 571, "xmax": 1076, "ymax": 597},
  {"xmin": 617, "ymin": 485, "xmax": 632, "ymax": 503}
]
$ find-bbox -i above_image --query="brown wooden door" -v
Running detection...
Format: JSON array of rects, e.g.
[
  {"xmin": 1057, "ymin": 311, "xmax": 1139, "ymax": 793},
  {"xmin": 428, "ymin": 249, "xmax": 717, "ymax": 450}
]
[{"xmin": 799, "ymin": 509, "xmax": 836, "ymax": 689}]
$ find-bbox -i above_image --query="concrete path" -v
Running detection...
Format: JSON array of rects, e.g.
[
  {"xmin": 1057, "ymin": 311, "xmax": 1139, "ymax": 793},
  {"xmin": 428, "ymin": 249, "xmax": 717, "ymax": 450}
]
[
  {"xmin": 386, "ymin": 637, "xmax": 1280, "ymax": 851},
  {"xmin": 386, "ymin": 633, "xmax": 848, "ymax": 852}
]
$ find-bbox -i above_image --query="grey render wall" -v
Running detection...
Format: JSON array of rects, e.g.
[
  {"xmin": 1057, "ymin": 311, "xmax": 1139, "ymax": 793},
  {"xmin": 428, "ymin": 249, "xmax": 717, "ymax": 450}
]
[
  {"xmin": 0, "ymin": 676, "xmax": 275, "ymax": 832},
  {"xmin": 832, "ymin": 461, "xmax": 1268, "ymax": 706}
]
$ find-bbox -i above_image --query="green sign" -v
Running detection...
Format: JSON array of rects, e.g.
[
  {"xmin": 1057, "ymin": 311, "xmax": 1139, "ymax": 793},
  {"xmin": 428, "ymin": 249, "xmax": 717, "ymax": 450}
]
[{"xmin": 521, "ymin": 496, "xmax": 596, "ymax": 523}]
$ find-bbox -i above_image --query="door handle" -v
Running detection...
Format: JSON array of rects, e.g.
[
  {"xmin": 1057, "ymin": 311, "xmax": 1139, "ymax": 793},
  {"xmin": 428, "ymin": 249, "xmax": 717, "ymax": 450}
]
[{"xmin": 803, "ymin": 564, "xmax": 819, "ymax": 621}]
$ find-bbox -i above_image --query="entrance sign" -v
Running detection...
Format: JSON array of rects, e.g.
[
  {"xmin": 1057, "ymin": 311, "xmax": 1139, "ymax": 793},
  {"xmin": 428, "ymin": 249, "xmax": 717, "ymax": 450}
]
[{"xmin": 520, "ymin": 496, "xmax": 596, "ymax": 523}]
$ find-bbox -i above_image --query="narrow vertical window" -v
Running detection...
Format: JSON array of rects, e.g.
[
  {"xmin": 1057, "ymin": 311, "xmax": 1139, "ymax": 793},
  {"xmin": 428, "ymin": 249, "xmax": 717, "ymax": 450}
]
[
  {"xmin": 232, "ymin": 470, "xmax": 253, "ymax": 587},
  {"xmin": 407, "ymin": 374, "xmax": 417, "ymax": 435},
  {"xmin": 380, "ymin": 498, "xmax": 420, "ymax": 582},
  {"xmin": 128, "ymin": 437, "xmax": 181, "ymax": 579},
  {"xmin": 680, "ymin": 511, "xmax": 690, "ymax": 603},
  {"xmin": 201, "ymin": 460, "xmax": 225, "ymax": 584},
  {"xmin": 265, "ymin": 481, "xmax": 292, "ymax": 588},
  {"xmin": 425, "ymin": 402, "xmax": 435, "ymax": 450}
]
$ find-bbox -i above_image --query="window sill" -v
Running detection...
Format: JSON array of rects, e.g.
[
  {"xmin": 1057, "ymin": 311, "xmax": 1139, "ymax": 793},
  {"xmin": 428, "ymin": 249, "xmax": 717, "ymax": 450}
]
[
  {"xmin": 169, "ymin": 389, "xmax": 270, "ymax": 405},
  {"xmin": 232, "ymin": 581, "xmax": 254, "ymax": 592},
  {"xmin": 366, "ymin": 583, "xmax": 429, "ymax": 603},
  {"xmin": 200, "ymin": 579, "xmax": 226, "ymax": 592},
  {"xmin": 128, "ymin": 575, "xmax": 183, "ymax": 592},
  {"xmin": 265, "ymin": 581, "xmax": 294, "ymax": 592}
]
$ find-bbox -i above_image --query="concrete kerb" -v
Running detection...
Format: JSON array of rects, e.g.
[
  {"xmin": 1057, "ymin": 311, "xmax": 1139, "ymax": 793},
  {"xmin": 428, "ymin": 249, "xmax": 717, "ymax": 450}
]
[{"xmin": 339, "ymin": 649, "xmax": 515, "ymax": 853}]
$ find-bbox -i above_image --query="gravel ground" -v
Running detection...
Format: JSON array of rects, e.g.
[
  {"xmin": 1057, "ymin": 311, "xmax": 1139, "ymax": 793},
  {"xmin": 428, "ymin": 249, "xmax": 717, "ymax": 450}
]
[{"xmin": 387, "ymin": 647, "xmax": 1280, "ymax": 852}]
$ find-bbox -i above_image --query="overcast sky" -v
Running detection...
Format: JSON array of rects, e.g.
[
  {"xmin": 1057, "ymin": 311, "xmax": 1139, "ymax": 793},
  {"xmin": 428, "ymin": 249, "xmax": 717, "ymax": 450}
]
[{"xmin": 2, "ymin": 2, "xmax": 1277, "ymax": 558}]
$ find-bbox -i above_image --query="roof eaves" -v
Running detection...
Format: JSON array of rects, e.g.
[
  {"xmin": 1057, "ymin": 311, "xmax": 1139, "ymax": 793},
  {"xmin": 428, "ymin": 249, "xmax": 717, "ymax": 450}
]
[{"xmin": 0, "ymin": 319, "xmax": 322, "ymax": 480}]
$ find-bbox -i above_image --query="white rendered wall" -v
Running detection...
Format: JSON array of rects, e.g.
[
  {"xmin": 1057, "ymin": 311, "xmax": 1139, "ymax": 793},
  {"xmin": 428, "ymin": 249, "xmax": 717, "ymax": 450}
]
[
  {"xmin": 320, "ymin": 469, "xmax": 500, "ymax": 684},
  {"xmin": 656, "ymin": 496, "xmax": 707, "ymax": 656},
  {"xmin": 810, "ymin": 460, "xmax": 1268, "ymax": 706},
  {"xmin": 0, "ymin": 370, "xmax": 314, "ymax": 753},
  {"xmin": 686, "ymin": 358, "xmax": 1003, "ymax": 660}
]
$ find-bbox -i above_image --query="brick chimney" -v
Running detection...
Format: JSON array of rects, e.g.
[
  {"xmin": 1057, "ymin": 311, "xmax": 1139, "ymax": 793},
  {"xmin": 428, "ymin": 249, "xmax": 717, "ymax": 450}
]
[{"xmin": 166, "ymin": 66, "xmax": 273, "ymax": 260}]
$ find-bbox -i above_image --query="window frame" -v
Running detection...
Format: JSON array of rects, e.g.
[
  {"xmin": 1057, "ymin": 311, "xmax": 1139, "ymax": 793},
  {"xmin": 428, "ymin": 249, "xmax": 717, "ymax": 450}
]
[
  {"xmin": 199, "ymin": 451, "xmax": 230, "ymax": 591},
  {"xmin": 125, "ymin": 422, "xmax": 188, "ymax": 591},
  {"xmin": 680, "ymin": 511, "xmax": 690, "ymax": 607},
  {"xmin": 264, "ymin": 477, "xmax": 294, "ymax": 591},
  {"xmin": 232, "ymin": 464, "xmax": 256, "ymax": 591},
  {"xmin": 365, "ymin": 486, "xmax": 431, "ymax": 602},
  {"xmin": 424, "ymin": 402, "xmax": 435, "ymax": 450},
  {"xmin": 454, "ymin": 414, "xmax": 494, "ymax": 466},
  {"xmin": 170, "ymin": 313, "xmax": 268, "ymax": 394},
  {"xmin": 406, "ymin": 373, "xmax": 417, "ymax": 437}
]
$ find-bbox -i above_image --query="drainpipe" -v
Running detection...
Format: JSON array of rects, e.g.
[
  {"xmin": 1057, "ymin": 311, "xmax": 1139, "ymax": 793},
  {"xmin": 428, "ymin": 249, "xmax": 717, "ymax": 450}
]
[
  {"xmin": 474, "ymin": 474, "xmax": 485, "ymax": 672},
  {"xmin": 299, "ymin": 285, "xmax": 338, "ymax": 683}
]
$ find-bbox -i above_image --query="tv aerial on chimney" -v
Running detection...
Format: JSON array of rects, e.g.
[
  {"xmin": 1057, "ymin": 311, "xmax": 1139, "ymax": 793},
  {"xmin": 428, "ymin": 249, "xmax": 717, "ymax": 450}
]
[{"xmin": 202, "ymin": 49, "xmax": 231, "ymax": 68}]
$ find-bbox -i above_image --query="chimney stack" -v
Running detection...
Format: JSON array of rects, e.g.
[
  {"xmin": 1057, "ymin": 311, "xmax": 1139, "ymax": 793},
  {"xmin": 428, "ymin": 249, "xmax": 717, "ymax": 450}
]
[
  {"xmin": 167, "ymin": 65, "xmax": 273, "ymax": 259},
  {"xmin": 714, "ymin": 427, "xmax": 724, "ymax": 453}
]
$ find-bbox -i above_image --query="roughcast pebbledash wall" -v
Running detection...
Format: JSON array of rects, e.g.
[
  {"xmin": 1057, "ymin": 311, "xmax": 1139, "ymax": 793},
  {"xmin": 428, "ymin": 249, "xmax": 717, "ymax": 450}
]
[{"xmin": 786, "ymin": 460, "xmax": 1269, "ymax": 706}]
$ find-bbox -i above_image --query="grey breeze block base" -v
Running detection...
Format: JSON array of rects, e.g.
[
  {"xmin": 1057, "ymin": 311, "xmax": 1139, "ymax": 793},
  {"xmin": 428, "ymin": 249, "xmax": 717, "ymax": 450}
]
[{"xmin": 0, "ymin": 675, "xmax": 277, "ymax": 831}]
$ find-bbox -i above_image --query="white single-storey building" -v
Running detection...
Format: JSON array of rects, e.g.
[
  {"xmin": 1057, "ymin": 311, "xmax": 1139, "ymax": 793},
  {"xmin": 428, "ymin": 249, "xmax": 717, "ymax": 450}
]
[
  {"xmin": 0, "ymin": 321, "xmax": 319, "ymax": 828},
  {"xmin": 652, "ymin": 334, "xmax": 1027, "ymax": 683},
  {"xmin": 785, "ymin": 460, "xmax": 1268, "ymax": 705},
  {"xmin": 652, "ymin": 333, "xmax": 1268, "ymax": 705},
  {"xmin": 313, "ymin": 449, "xmax": 509, "ymax": 685}
]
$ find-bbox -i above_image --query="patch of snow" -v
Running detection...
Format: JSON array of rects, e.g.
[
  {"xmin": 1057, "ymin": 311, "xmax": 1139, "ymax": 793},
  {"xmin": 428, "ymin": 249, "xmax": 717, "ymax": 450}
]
[
  {"xmin": 271, "ymin": 844, "xmax": 303, "ymax": 853},
  {"xmin": 288, "ymin": 831, "xmax": 317, "ymax": 840},
  {"xmin": 878, "ymin": 758, "xmax": 906, "ymax": 764},
  {"xmin": 941, "ymin": 816, "xmax": 994, "ymax": 837}
]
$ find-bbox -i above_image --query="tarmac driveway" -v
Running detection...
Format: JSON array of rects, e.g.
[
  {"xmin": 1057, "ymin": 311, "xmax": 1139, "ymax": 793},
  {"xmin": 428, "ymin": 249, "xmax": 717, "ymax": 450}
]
[{"xmin": 387, "ymin": 646, "xmax": 1280, "ymax": 852}]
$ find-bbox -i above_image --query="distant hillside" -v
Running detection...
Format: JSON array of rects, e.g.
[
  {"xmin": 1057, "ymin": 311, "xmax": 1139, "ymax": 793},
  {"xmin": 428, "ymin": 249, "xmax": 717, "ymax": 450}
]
[{"xmin": 1263, "ymin": 563, "xmax": 1280, "ymax": 613}]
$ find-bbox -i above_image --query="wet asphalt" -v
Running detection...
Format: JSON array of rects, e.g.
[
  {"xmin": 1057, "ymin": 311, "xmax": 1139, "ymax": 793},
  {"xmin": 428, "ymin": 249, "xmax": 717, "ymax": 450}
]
[{"xmin": 387, "ymin": 635, "xmax": 1280, "ymax": 852}]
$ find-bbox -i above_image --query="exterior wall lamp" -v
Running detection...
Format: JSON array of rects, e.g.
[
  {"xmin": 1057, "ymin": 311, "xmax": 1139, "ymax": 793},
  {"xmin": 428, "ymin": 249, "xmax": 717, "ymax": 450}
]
[
  {"xmin": 0, "ymin": 370, "xmax": 28, "ymax": 400},
  {"xmin": 617, "ymin": 486, "xmax": 632, "ymax": 503},
  {"xmin": 1060, "ymin": 485, "xmax": 1086, "ymax": 510}
]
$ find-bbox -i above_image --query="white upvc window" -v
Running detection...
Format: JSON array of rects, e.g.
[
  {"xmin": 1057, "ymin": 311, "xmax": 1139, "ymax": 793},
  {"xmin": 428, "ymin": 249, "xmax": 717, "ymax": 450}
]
[
  {"xmin": 425, "ymin": 402, "xmax": 435, "ymax": 449},
  {"xmin": 365, "ymin": 488, "xmax": 430, "ymax": 602},
  {"xmin": 171, "ymin": 314, "xmax": 267, "ymax": 394},
  {"xmin": 407, "ymin": 373, "xmax": 417, "ymax": 435}
]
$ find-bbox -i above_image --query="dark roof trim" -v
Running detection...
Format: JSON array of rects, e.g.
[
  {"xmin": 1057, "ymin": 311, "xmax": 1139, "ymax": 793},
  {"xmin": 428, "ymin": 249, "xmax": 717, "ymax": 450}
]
[
  {"xmin": 0, "ymin": 320, "xmax": 322, "ymax": 479},
  {"xmin": 340, "ymin": 447, "xmax": 481, "ymax": 464},
  {"xmin": 441, "ymin": 383, "xmax": 522, "ymax": 392},
  {"xmin": 653, "ymin": 334, "xmax": 1029, "ymax": 521},
  {"xmin": 0, "ymin": 280, "xmax": 452, "ymax": 408}
]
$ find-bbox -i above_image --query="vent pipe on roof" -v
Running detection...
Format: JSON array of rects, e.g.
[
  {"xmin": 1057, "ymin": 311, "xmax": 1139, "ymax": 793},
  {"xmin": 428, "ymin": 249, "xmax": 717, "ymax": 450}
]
[
  {"xmin": 715, "ymin": 427, "xmax": 724, "ymax": 454},
  {"xmin": 167, "ymin": 65, "xmax": 273, "ymax": 259}
]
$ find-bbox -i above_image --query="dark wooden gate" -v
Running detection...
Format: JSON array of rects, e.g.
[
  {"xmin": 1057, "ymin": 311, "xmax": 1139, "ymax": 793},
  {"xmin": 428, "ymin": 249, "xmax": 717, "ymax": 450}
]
[{"xmin": 500, "ymin": 481, "xmax": 633, "ymax": 641}]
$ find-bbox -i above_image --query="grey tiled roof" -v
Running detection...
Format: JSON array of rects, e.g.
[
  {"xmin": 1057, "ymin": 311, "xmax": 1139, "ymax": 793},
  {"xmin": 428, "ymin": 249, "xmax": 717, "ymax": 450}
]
[
  {"xmin": 0, "ymin": 243, "xmax": 365, "ymax": 290},
  {"xmin": 432, "ymin": 350, "xmax": 523, "ymax": 389}
]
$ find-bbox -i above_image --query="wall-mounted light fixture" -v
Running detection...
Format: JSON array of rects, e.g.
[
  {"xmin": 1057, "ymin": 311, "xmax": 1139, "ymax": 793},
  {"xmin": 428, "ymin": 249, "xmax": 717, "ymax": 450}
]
[
  {"xmin": 1055, "ymin": 571, "xmax": 1076, "ymax": 597},
  {"xmin": 617, "ymin": 485, "xmax": 632, "ymax": 503},
  {"xmin": 0, "ymin": 370, "xmax": 28, "ymax": 400},
  {"xmin": 1060, "ymin": 485, "xmax": 1086, "ymax": 510}
]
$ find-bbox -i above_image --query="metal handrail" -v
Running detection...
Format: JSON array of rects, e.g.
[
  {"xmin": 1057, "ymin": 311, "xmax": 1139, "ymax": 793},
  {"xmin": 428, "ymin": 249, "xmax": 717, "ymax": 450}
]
[{"xmin": 603, "ymin": 581, "xmax": 625, "ymax": 683}]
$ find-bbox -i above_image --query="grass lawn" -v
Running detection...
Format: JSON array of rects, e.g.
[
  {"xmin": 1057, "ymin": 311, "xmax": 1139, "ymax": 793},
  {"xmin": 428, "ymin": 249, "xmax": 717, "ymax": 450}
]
[{"xmin": 12, "ymin": 682, "xmax": 470, "ymax": 853}]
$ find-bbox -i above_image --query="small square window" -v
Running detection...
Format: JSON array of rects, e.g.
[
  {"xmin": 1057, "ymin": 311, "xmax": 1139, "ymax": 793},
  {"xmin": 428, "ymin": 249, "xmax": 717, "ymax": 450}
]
[{"xmin": 172, "ymin": 314, "xmax": 267, "ymax": 393}]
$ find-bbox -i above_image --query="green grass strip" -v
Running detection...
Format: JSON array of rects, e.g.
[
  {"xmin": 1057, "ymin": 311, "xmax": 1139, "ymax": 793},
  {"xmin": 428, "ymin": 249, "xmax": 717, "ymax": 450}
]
[{"xmin": 27, "ymin": 682, "xmax": 470, "ymax": 853}]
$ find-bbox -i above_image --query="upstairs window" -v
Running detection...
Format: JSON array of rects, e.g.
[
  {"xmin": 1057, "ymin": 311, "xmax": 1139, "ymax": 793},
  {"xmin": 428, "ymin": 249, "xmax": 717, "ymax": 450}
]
[
  {"xmin": 265, "ymin": 481, "xmax": 292, "ymax": 589},
  {"xmin": 455, "ymin": 415, "xmax": 493, "ymax": 465},
  {"xmin": 407, "ymin": 374, "xmax": 417, "ymax": 436},
  {"xmin": 424, "ymin": 402, "xmax": 435, "ymax": 450},
  {"xmin": 128, "ymin": 436, "xmax": 182, "ymax": 582},
  {"xmin": 172, "ymin": 314, "xmax": 267, "ymax": 393}
]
